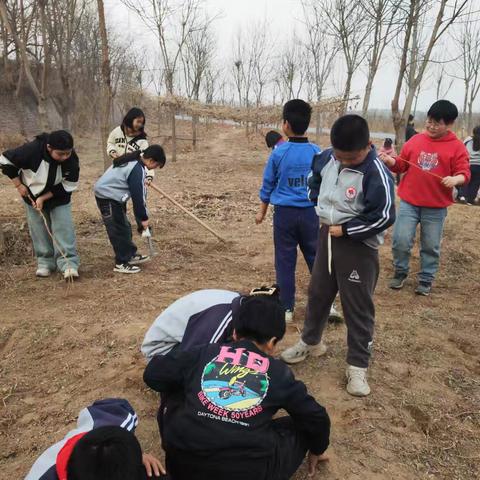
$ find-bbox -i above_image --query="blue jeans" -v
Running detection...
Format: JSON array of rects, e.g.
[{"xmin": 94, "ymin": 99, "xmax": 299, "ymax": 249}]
[
  {"xmin": 392, "ymin": 200, "xmax": 447, "ymax": 283},
  {"xmin": 25, "ymin": 203, "xmax": 79, "ymax": 272},
  {"xmin": 273, "ymin": 206, "xmax": 319, "ymax": 311}
]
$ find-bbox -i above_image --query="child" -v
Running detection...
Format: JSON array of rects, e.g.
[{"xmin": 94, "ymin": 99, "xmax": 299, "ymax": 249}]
[
  {"xmin": 379, "ymin": 137, "xmax": 396, "ymax": 157},
  {"xmin": 265, "ymin": 130, "xmax": 285, "ymax": 150},
  {"xmin": 256, "ymin": 100, "xmax": 321, "ymax": 322},
  {"xmin": 107, "ymin": 107, "xmax": 154, "ymax": 181},
  {"xmin": 281, "ymin": 115, "xmax": 395, "ymax": 397},
  {"xmin": 25, "ymin": 398, "xmax": 166, "ymax": 480},
  {"xmin": 141, "ymin": 285, "xmax": 279, "ymax": 359},
  {"xmin": 458, "ymin": 126, "xmax": 480, "ymax": 204},
  {"xmin": 0, "ymin": 131, "xmax": 80, "ymax": 280},
  {"xmin": 94, "ymin": 145, "xmax": 166, "ymax": 274},
  {"xmin": 379, "ymin": 100, "xmax": 470, "ymax": 296},
  {"xmin": 144, "ymin": 294, "xmax": 330, "ymax": 480},
  {"xmin": 406, "ymin": 114, "xmax": 418, "ymax": 141}
]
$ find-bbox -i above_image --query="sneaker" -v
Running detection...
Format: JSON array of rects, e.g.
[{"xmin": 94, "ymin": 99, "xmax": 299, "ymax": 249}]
[
  {"xmin": 285, "ymin": 310, "xmax": 294, "ymax": 324},
  {"xmin": 389, "ymin": 273, "xmax": 407, "ymax": 290},
  {"xmin": 36, "ymin": 267, "xmax": 51, "ymax": 278},
  {"xmin": 280, "ymin": 339, "xmax": 327, "ymax": 364},
  {"xmin": 113, "ymin": 263, "xmax": 141, "ymax": 274},
  {"xmin": 129, "ymin": 254, "xmax": 150, "ymax": 265},
  {"xmin": 474, "ymin": 197, "xmax": 480, "ymax": 206},
  {"xmin": 346, "ymin": 365, "xmax": 370, "ymax": 397},
  {"xmin": 458, "ymin": 196, "xmax": 467, "ymax": 204},
  {"xmin": 415, "ymin": 281, "xmax": 431, "ymax": 296},
  {"xmin": 63, "ymin": 268, "xmax": 79, "ymax": 280},
  {"xmin": 328, "ymin": 304, "xmax": 343, "ymax": 324}
]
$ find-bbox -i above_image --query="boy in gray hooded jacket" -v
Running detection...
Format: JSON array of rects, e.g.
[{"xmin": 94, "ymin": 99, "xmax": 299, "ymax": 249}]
[{"xmin": 281, "ymin": 115, "xmax": 395, "ymax": 397}]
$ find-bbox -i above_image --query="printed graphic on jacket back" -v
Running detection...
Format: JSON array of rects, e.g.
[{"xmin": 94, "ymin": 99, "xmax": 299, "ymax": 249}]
[{"xmin": 198, "ymin": 346, "xmax": 269, "ymax": 425}]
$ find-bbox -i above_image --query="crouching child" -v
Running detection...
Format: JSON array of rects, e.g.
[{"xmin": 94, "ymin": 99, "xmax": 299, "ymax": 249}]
[
  {"xmin": 25, "ymin": 398, "xmax": 166, "ymax": 480},
  {"xmin": 94, "ymin": 145, "xmax": 165, "ymax": 274},
  {"xmin": 144, "ymin": 294, "xmax": 330, "ymax": 480}
]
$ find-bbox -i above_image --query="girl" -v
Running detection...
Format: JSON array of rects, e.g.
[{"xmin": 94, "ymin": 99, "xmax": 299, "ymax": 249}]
[{"xmin": 459, "ymin": 126, "xmax": 480, "ymax": 204}]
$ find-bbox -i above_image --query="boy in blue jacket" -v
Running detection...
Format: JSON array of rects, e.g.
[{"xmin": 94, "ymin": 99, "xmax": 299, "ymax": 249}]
[
  {"xmin": 94, "ymin": 145, "xmax": 165, "ymax": 274},
  {"xmin": 256, "ymin": 100, "xmax": 321, "ymax": 321},
  {"xmin": 281, "ymin": 115, "xmax": 395, "ymax": 397}
]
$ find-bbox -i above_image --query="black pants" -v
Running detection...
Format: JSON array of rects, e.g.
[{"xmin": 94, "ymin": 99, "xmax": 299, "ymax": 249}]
[
  {"xmin": 458, "ymin": 165, "xmax": 480, "ymax": 203},
  {"xmin": 96, "ymin": 197, "xmax": 137, "ymax": 264},
  {"xmin": 165, "ymin": 417, "xmax": 308, "ymax": 480},
  {"xmin": 303, "ymin": 225, "xmax": 379, "ymax": 368}
]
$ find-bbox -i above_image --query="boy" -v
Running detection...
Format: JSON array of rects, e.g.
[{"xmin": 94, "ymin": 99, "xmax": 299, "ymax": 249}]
[
  {"xmin": 94, "ymin": 145, "xmax": 166, "ymax": 274},
  {"xmin": 144, "ymin": 295, "xmax": 330, "ymax": 480},
  {"xmin": 0, "ymin": 131, "xmax": 80, "ymax": 280},
  {"xmin": 281, "ymin": 115, "xmax": 395, "ymax": 397},
  {"xmin": 25, "ymin": 398, "xmax": 166, "ymax": 480},
  {"xmin": 141, "ymin": 285, "xmax": 279, "ymax": 359},
  {"xmin": 265, "ymin": 130, "xmax": 285, "ymax": 150},
  {"xmin": 379, "ymin": 100, "xmax": 470, "ymax": 296},
  {"xmin": 256, "ymin": 99, "xmax": 320, "ymax": 322}
]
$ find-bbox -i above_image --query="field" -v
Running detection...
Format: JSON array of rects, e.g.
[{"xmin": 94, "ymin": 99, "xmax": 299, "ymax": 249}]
[{"xmin": 0, "ymin": 123, "xmax": 479, "ymax": 479}]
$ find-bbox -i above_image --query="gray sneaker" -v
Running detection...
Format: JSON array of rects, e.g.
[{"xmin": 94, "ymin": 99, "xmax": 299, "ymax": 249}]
[
  {"xmin": 415, "ymin": 281, "xmax": 432, "ymax": 296},
  {"xmin": 280, "ymin": 340, "xmax": 327, "ymax": 364},
  {"xmin": 389, "ymin": 273, "xmax": 407, "ymax": 290}
]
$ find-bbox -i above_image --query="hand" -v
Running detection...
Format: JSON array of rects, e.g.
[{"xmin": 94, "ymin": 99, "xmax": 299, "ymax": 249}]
[
  {"xmin": 16, "ymin": 184, "xmax": 29, "ymax": 198},
  {"xmin": 308, "ymin": 452, "xmax": 329, "ymax": 477},
  {"xmin": 255, "ymin": 212, "xmax": 265, "ymax": 225},
  {"xmin": 141, "ymin": 220, "xmax": 149, "ymax": 230},
  {"xmin": 378, "ymin": 152, "xmax": 396, "ymax": 167},
  {"xmin": 142, "ymin": 453, "xmax": 166, "ymax": 477},
  {"xmin": 34, "ymin": 196, "xmax": 45, "ymax": 211},
  {"xmin": 145, "ymin": 177, "xmax": 153, "ymax": 186},
  {"xmin": 329, "ymin": 225, "xmax": 343, "ymax": 237},
  {"xmin": 110, "ymin": 151, "xmax": 119, "ymax": 159},
  {"xmin": 442, "ymin": 175, "xmax": 464, "ymax": 188}
]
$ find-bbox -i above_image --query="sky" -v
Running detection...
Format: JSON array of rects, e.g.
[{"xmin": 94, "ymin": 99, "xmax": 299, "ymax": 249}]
[{"xmin": 104, "ymin": 0, "xmax": 476, "ymax": 113}]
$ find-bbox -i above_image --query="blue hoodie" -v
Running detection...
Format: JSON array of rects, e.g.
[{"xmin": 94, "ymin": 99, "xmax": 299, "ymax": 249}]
[{"xmin": 259, "ymin": 138, "xmax": 321, "ymax": 208}]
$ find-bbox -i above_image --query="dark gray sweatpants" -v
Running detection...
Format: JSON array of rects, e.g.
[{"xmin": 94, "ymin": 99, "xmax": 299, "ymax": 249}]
[{"xmin": 302, "ymin": 225, "xmax": 379, "ymax": 368}]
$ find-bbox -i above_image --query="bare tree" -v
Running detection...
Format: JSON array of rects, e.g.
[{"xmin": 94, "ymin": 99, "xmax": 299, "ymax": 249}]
[
  {"xmin": 0, "ymin": 0, "xmax": 51, "ymax": 129},
  {"xmin": 450, "ymin": 9, "xmax": 480, "ymax": 135},
  {"xmin": 301, "ymin": 0, "xmax": 339, "ymax": 141},
  {"xmin": 278, "ymin": 34, "xmax": 307, "ymax": 101},
  {"xmin": 360, "ymin": 0, "xmax": 402, "ymax": 116},
  {"xmin": 122, "ymin": 0, "xmax": 206, "ymax": 161},
  {"xmin": 322, "ymin": 0, "xmax": 373, "ymax": 114},
  {"xmin": 391, "ymin": 0, "xmax": 469, "ymax": 148},
  {"xmin": 96, "ymin": 0, "xmax": 113, "ymax": 169}
]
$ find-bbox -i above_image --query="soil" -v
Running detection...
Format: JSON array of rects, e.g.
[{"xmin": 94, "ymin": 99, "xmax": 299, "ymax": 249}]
[{"xmin": 0, "ymin": 123, "xmax": 479, "ymax": 480}]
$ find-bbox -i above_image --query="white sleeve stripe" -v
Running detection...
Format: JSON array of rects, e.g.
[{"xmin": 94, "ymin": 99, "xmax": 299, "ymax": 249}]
[
  {"xmin": 347, "ymin": 159, "xmax": 392, "ymax": 234},
  {"xmin": 120, "ymin": 413, "xmax": 132, "ymax": 428},
  {"xmin": 0, "ymin": 154, "xmax": 14, "ymax": 166},
  {"xmin": 212, "ymin": 315, "xmax": 233, "ymax": 343},
  {"xmin": 62, "ymin": 180, "xmax": 78, "ymax": 192},
  {"xmin": 210, "ymin": 312, "xmax": 232, "ymax": 343}
]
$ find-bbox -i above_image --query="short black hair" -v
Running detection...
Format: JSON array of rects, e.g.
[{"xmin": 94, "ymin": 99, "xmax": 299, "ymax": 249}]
[
  {"xmin": 47, "ymin": 130, "xmax": 74, "ymax": 150},
  {"xmin": 143, "ymin": 145, "xmax": 166, "ymax": 167},
  {"xmin": 233, "ymin": 295, "xmax": 285, "ymax": 344},
  {"xmin": 67, "ymin": 426, "xmax": 144, "ymax": 480},
  {"xmin": 282, "ymin": 99, "xmax": 312, "ymax": 135},
  {"xmin": 330, "ymin": 114, "xmax": 370, "ymax": 151},
  {"xmin": 384, "ymin": 137, "xmax": 393, "ymax": 147},
  {"xmin": 427, "ymin": 100, "xmax": 458, "ymax": 124},
  {"xmin": 408, "ymin": 114, "xmax": 414, "ymax": 122},
  {"xmin": 265, "ymin": 130, "xmax": 283, "ymax": 149}
]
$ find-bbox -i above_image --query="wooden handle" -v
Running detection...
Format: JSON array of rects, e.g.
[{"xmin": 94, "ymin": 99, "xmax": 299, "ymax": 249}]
[{"xmin": 149, "ymin": 184, "xmax": 227, "ymax": 243}]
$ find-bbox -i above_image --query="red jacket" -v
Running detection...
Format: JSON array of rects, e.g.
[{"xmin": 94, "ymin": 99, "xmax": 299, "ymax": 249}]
[{"xmin": 390, "ymin": 131, "xmax": 470, "ymax": 208}]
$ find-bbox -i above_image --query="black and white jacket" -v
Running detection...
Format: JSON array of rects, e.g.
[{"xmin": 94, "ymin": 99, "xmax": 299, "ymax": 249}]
[{"xmin": 0, "ymin": 133, "xmax": 79, "ymax": 209}]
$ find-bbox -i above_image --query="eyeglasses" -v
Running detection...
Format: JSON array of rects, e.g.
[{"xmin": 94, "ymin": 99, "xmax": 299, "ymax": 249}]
[{"xmin": 425, "ymin": 119, "xmax": 445, "ymax": 129}]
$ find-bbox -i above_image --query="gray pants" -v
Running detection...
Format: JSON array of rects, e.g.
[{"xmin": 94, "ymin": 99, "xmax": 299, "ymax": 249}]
[
  {"xmin": 25, "ymin": 203, "xmax": 79, "ymax": 272},
  {"xmin": 302, "ymin": 225, "xmax": 379, "ymax": 368}
]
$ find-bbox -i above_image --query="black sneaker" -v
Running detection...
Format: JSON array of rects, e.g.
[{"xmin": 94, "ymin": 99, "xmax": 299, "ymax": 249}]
[
  {"xmin": 415, "ymin": 281, "xmax": 432, "ymax": 296},
  {"xmin": 113, "ymin": 263, "xmax": 141, "ymax": 274},
  {"xmin": 389, "ymin": 273, "xmax": 407, "ymax": 290},
  {"xmin": 129, "ymin": 254, "xmax": 150, "ymax": 265}
]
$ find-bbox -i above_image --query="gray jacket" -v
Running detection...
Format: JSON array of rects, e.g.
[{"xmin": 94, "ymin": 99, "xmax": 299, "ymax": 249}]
[{"xmin": 308, "ymin": 147, "xmax": 395, "ymax": 248}]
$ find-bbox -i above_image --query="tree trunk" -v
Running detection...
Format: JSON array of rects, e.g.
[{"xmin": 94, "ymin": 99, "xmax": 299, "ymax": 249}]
[
  {"xmin": 96, "ymin": 0, "xmax": 113, "ymax": 170},
  {"xmin": 342, "ymin": 71, "xmax": 353, "ymax": 114},
  {"xmin": 315, "ymin": 107, "xmax": 321, "ymax": 144},
  {"xmin": 192, "ymin": 114, "xmax": 198, "ymax": 151},
  {"xmin": 362, "ymin": 71, "xmax": 375, "ymax": 118},
  {"xmin": 171, "ymin": 107, "xmax": 177, "ymax": 162}
]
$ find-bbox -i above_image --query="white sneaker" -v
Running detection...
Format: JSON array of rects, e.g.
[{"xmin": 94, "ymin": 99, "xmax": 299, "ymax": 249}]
[
  {"xmin": 36, "ymin": 267, "xmax": 51, "ymax": 278},
  {"xmin": 346, "ymin": 365, "xmax": 371, "ymax": 397},
  {"xmin": 63, "ymin": 268, "xmax": 79, "ymax": 280},
  {"xmin": 285, "ymin": 310, "xmax": 294, "ymax": 324},
  {"xmin": 129, "ymin": 254, "xmax": 150, "ymax": 265},
  {"xmin": 328, "ymin": 304, "xmax": 343, "ymax": 323},
  {"xmin": 113, "ymin": 263, "xmax": 141, "ymax": 274},
  {"xmin": 280, "ymin": 339, "xmax": 327, "ymax": 364}
]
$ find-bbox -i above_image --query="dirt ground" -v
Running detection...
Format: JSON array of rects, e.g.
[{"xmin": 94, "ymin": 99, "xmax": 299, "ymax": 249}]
[{"xmin": 0, "ymin": 123, "xmax": 479, "ymax": 480}]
